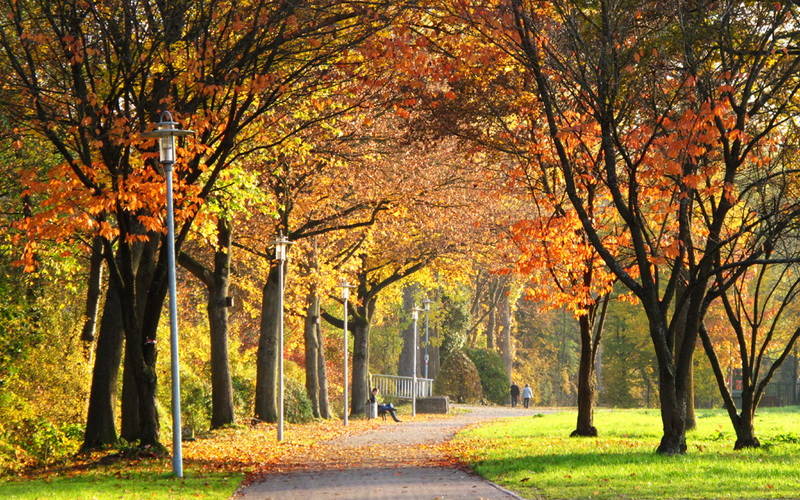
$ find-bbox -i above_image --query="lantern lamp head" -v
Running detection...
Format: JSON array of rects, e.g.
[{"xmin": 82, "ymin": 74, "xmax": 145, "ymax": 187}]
[
  {"xmin": 273, "ymin": 234, "xmax": 292, "ymax": 261},
  {"xmin": 340, "ymin": 281, "xmax": 353, "ymax": 300},
  {"xmin": 143, "ymin": 111, "xmax": 194, "ymax": 165}
]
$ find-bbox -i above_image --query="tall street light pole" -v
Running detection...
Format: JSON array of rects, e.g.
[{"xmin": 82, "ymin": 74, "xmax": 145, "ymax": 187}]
[
  {"xmin": 340, "ymin": 281, "xmax": 354, "ymax": 426},
  {"xmin": 274, "ymin": 234, "xmax": 292, "ymax": 441},
  {"xmin": 143, "ymin": 111, "xmax": 193, "ymax": 478},
  {"xmin": 412, "ymin": 306, "xmax": 422, "ymax": 417},
  {"xmin": 422, "ymin": 298, "xmax": 432, "ymax": 379}
]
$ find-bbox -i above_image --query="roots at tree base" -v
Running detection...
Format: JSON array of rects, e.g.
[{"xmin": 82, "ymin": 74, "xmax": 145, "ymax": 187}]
[
  {"xmin": 656, "ymin": 434, "xmax": 687, "ymax": 455},
  {"xmin": 734, "ymin": 436, "xmax": 761, "ymax": 450},
  {"xmin": 570, "ymin": 426, "xmax": 598, "ymax": 437}
]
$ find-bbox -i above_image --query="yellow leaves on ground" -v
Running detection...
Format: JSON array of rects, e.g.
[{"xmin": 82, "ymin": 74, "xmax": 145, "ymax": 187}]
[{"xmin": 182, "ymin": 418, "xmax": 383, "ymax": 473}]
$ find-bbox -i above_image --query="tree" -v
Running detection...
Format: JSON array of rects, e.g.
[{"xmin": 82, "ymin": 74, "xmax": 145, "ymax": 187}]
[
  {"xmin": 178, "ymin": 217, "xmax": 235, "ymax": 428},
  {"xmin": 700, "ymin": 247, "xmax": 800, "ymax": 448},
  {"xmin": 485, "ymin": 0, "xmax": 800, "ymax": 454},
  {"xmin": 1, "ymin": 0, "xmax": 399, "ymax": 448},
  {"xmin": 237, "ymin": 135, "xmax": 390, "ymax": 423}
]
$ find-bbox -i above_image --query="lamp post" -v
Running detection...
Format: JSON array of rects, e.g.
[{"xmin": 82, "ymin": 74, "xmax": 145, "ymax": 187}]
[
  {"xmin": 339, "ymin": 281, "xmax": 354, "ymax": 426},
  {"xmin": 143, "ymin": 111, "xmax": 193, "ymax": 478},
  {"xmin": 422, "ymin": 298, "xmax": 432, "ymax": 379},
  {"xmin": 274, "ymin": 234, "xmax": 292, "ymax": 441},
  {"xmin": 412, "ymin": 306, "xmax": 422, "ymax": 417}
]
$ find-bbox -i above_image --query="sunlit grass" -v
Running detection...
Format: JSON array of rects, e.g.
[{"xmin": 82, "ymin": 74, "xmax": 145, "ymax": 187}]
[
  {"xmin": 0, "ymin": 468, "xmax": 242, "ymax": 499},
  {"xmin": 451, "ymin": 407, "xmax": 800, "ymax": 499}
]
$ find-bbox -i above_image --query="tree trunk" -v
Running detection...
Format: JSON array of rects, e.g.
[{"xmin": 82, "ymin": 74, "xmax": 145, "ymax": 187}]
[
  {"xmin": 116, "ymin": 282, "xmax": 162, "ymax": 448},
  {"xmin": 132, "ymin": 268, "xmax": 167, "ymax": 449},
  {"xmin": 82, "ymin": 282, "xmax": 124, "ymax": 449},
  {"xmin": 733, "ymin": 398, "xmax": 760, "ymax": 449},
  {"xmin": 673, "ymin": 267, "xmax": 696, "ymax": 430},
  {"xmin": 685, "ymin": 359, "xmax": 696, "ymax": 429},
  {"xmin": 135, "ymin": 339, "xmax": 161, "ymax": 448},
  {"xmin": 120, "ymin": 351, "xmax": 140, "ymax": 441},
  {"xmin": 351, "ymin": 290, "xmax": 375, "ymax": 417},
  {"xmin": 698, "ymin": 323, "xmax": 759, "ymax": 449},
  {"xmin": 304, "ymin": 292, "xmax": 321, "ymax": 418},
  {"xmin": 351, "ymin": 315, "xmax": 371, "ymax": 417},
  {"xmin": 117, "ymin": 236, "xmax": 162, "ymax": 446},
  {"xmin": 500, "ymin": 286, "xmax": 512, "ymax": 379},
  {"xmin": 397, "ymin": 285, "xmax": 417, "ymax": 377},
  {"xmin": 571, "ymin": 315, "xmax": 597, "ymax": 437},
  {"xmin": 316, "ymin": 319, "xmax": 331, "ymax": 419},
  {"xmin": 81, "ymin": 236, "xmax": 105, "ymax": 342},
  {"xmin": 209, "ymin": 220, "xmax": 235, "ymax": 429},
  {"xmin": 255, "ymin": 261, "xmax": 281, "ymax": 422},
  {"xmin": 485, "ymin": 302, "xmax": 496, "ymax": 350},
  {"xmin": 655, "ymin": 363, "xmax": 688, "ymax": 455}
]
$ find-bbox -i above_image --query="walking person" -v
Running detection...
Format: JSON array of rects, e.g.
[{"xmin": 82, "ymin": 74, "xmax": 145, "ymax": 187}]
[
  {"xmin": 522, "ymin": 384, "xmax": 532, "ymax": 409},
  {"xmin": 510, "ymin": 382, "xmax": 520, "ymax": 408}
]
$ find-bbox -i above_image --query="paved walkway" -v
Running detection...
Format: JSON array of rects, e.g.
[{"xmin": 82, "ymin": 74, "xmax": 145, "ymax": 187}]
[{"xmin": 236, "ymin": 405, "xmax": 549, "ymax": 500}]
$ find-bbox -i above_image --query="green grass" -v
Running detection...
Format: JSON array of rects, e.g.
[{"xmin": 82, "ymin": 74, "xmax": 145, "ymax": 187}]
[
  {"xmin": 0, "ymin": 469, "xmax": 243, "ymax": 499},
  {"xmin": 454, "ymin": 407, "xmax": 800, "ymax": 499}
]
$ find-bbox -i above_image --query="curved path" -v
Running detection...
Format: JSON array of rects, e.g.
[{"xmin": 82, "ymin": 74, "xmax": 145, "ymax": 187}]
[{"xmin": 236, "ymin": 405, "xmax": 550, "ymax": 500}]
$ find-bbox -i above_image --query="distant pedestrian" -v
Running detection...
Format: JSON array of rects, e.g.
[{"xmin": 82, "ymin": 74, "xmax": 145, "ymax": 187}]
[
  {"xmin": 510, "ymin": 383, "xmax": 520, "ymax": 407},
  {"xmin": 522, "ymin": 384, "xmax": 532, "ymax": 408}
]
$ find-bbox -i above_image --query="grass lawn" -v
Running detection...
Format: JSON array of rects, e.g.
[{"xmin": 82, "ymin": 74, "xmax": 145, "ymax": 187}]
[
  {"xmin": 450, "ymin": 407, "xmax": 800, "ymax": 499},
  {"xmin": 0, "ymin": 469, "xmax": 242, "ymax": 499}
]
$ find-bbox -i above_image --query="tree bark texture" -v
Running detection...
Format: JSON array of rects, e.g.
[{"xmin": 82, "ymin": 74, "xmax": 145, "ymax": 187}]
[
  {"xmin": 81, "ymin": 236, "xmax": 105, "ymax": 342},
  {"xmin": 316, "ymin": 316, "xmax": 331, "ymax": 419},
  {"xmin": 351, "ymin": 315, "xmax": 372, "ymax": 417},
  {"xmin": 673, "ymin": 267, "xmax": 696, "ymax": 430},
  {"xmin": 500, "ymin": 286, "xmax": 512, "ymax": 380},
  {"xmin": 255, "ymin": 261, "xmax": 282, "ymax": 422},
  {"xmin": 208, "ymin": 220, "xmax": 235, "ymax": 428},
  {"xmin": 178, "ymin": 220, "xmax": 236, "ymax": 429},
  {"xmin": 698, "ymin": 324, "xmax": 762, "ymax": 449},
  {"xmin": 653, "ymin": 317, "xmax": 690, "ymax": 455},
  {"xmin": 571, "ymin": 315, "xmax": 597, "ymax": 437},
  {"xmin": 304, "ymin": 292, "xmax": 322, "ymax": 418},
  {"xmin": 82, "ymin": 282, "xmax": 124, "ymax": 449},
  {"xmin": 115, "ymin": 234, "xmax": 164, "ymax": 448},
  {"xmin": 120, "ymin": 350, "xmax": 140, "ymax": 441},
  {"xmin": 351, "ymin": 284, "xmax": 376, "ymax": 417},
  {"xmin": 485, "ymin": 304, "xmax": 496, "ymax": 350}
]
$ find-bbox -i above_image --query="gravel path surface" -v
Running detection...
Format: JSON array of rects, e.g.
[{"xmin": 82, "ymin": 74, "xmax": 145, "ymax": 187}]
[{"xmin": 236, "ymin": 405, "xmax": 550, "ymax": 500}]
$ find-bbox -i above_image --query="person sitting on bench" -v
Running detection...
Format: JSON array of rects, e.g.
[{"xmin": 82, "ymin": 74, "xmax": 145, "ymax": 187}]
[{"xmin": 369, "ymin": 388, "xmax": 401, "ymax": 422}]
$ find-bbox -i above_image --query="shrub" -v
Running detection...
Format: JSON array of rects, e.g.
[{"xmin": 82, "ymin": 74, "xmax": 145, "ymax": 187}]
[
  {"xmin": 181, "ymin": 373, "xmax": 212, "ymax": 432},
  {"xmin": 1, "ymin": 418, "xmax": 82, "ymax": 473},
  {"xmin": 434, "ymin": 350, "xmax": 483, "ymax": 403},
  {"xmin": 466, "ymin": 349, "xmax": 510, "ymax": 405},
  {"xmin": 231, "ymin": 374, "xmax": 255, "ymax": 421},
  {"xmin": 285, "ymin": 378, "xmax": 314, "ymax": 423}
]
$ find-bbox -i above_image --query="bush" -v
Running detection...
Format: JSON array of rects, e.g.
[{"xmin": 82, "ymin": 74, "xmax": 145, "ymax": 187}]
[
  {"xmin": 0, "ymin": 418, "xmax": 82, "ymax": 473},
  {"xmin": 466, "ymin": 348, "xmax": 510, "ymax": 405},
  {"xmin": 181, "ymin": 374, "xmax": 212, "ymax": 432},
  {"xmin": 434, "ymin": 350, "xmax": 483, "ymax": 403},
  {"xmin": 285, "ymin": 378, "xmax": 314, "ymax": 423}
]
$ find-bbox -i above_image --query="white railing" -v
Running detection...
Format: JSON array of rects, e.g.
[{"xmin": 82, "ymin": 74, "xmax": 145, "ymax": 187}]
[{"xmin": 370, "ymin": 374, "xmax": 433, "ymax": 399}]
